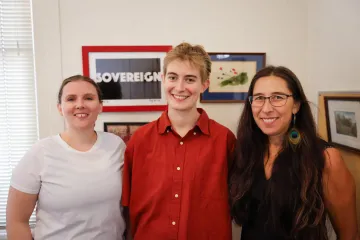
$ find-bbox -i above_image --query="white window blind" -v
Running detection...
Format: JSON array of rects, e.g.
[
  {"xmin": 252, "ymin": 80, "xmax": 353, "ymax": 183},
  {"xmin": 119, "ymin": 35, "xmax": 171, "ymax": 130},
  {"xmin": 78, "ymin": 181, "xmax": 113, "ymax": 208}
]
[{"xmin": 0, "ymin": 0, "xmax": 38, "ymax": 227}]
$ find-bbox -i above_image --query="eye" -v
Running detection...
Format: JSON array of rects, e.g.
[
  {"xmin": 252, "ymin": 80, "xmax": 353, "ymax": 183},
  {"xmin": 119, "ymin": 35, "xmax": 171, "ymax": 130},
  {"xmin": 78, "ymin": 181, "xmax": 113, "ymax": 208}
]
[
  {"xmin": 254, "ymin": 96, "xmax": 265, "ymax": 101},
  {"xmin": 186, "ymin": 78, "xmax": 195, "ymax": 83},
  {"xmin": 167, "ymin": 75, "xmax": 177, "ymax": 81},
  {"xmin": 85, "ymin": 97, "xmax": 94, "ymax": 100},
  {"xmin": 66, "ymin": 97, "xmax": 74, "ymax": 102},
  {"xmin": 272, "ymin": 94, "xmax": 286, "ymax": 100}
]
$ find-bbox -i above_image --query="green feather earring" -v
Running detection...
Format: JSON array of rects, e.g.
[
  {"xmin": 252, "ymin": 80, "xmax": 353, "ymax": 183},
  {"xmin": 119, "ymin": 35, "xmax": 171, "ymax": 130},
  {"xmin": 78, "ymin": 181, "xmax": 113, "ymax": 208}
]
[{"xmin": 288, "ymin": 114, "xmax": 301, "ymax": 146}]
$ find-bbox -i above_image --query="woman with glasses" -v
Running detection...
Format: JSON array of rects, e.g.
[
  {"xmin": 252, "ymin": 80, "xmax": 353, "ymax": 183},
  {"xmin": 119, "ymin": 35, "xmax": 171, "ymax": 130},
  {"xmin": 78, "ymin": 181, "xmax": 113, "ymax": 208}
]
[{"xmin": 229, "ymin": 66, "xmax": 358, "ymax": 240}]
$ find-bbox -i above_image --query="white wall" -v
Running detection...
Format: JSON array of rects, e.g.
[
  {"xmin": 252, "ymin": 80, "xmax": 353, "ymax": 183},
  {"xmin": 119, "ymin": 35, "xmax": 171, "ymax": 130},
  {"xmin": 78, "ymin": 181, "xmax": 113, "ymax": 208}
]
[
  {"xmin": 307, "ymin": 0, "xmax": 360, "ymax": 106},
  {"xmin": 32, "ymin": 0, "xmax": 308, "ymax": 139}
]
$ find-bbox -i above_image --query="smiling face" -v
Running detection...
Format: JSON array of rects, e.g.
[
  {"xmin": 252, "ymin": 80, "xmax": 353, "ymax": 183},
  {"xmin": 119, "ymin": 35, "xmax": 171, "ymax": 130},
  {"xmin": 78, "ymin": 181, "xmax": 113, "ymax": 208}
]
[
  {"xmin": 57, "ymin": 80, "xmax": 102, "ymax": 131},
  {"xmin": 163, "ymin": 59, "xmax": 209, "ymax": 112},
  {"xmin": 251, "ymin": 75, "xmax": 300, "ymax": 139}
]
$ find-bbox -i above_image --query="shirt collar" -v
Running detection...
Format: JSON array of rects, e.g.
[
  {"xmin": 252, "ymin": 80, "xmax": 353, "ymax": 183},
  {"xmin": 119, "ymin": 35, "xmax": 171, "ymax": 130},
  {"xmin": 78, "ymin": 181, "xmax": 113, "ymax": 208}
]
[{"xmin": 157, "ymin": 108, "xmax": 210, "ymax": 135}]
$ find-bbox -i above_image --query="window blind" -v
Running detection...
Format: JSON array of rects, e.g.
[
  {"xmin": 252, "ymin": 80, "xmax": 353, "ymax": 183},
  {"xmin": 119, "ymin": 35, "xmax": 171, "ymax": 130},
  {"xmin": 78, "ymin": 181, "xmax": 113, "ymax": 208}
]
[{"xmin": 0, "ymin": 0, "xmax": 38, "ymax": 227}]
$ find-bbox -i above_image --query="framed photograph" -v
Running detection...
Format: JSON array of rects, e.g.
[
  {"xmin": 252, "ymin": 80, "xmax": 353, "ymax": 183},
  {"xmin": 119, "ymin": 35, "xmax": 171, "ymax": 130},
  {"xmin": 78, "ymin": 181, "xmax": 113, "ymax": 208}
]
[
  {"xmin": 324, "ymin": 96, "xmax": 360, "ymax": 153},
  {"xmin": 104, "ymin": 122, "xmax": 148, "ymax": 144},
  {"xmin": 200, "ymin": 52, "xmax": 266, "ymax": 103},
  {"xmin": 82, "ymin": 45, "xmax": 172, "ymax": 112}
]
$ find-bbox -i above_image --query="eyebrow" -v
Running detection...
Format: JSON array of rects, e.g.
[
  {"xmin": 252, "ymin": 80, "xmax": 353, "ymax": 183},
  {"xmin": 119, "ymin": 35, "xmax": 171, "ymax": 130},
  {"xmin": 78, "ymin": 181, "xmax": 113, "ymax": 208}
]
[
  {"xmin": 65, "ymin": 93, "xmax": 97, "ymax": 98},
  {"xmin": 252, "ymin": 91, "xmax": 290, "ymax": 96},
  {"xmin": 167, "ymin": 72, "xmax": 198, "ymax": 78}
]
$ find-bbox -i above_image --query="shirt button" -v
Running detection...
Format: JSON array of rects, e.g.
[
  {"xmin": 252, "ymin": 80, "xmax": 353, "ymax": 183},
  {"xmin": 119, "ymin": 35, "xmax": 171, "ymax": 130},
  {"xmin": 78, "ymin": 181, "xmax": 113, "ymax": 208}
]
[
  {"xmin": 176, "ymin": 167, "xmax": 180, "ymax": 171},
  {"xmin": 175, "ymin": 194, "xmax": 179, "ymax": 198},
  {"xmin": 166, "ymin": 130, "xmax": 169, "ymax": 133},
  {"xmin": 172, "ymin": 221, "xmax": 176, "ymax": 225},
  {"xmin": 180, "ymin": 141, "xmax": 183, "ymax": 145},
  {"xmin": 193, "ymin": 132, "xmax": 196, "ymax": 135}
]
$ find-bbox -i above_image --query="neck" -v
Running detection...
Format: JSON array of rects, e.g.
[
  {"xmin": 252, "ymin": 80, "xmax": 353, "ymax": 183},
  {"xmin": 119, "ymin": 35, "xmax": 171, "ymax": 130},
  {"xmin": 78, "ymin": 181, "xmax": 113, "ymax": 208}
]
[
  {"xmin": 268, "ymin": 134, "xmax": 284, "ymax": 156},
  {"xmin": 168, "ymin": 107, "xmax": 200, "ymax": 136},
  {"xmin": 61, "ymin": 127, "xmax": 97, "ymax": 151}
]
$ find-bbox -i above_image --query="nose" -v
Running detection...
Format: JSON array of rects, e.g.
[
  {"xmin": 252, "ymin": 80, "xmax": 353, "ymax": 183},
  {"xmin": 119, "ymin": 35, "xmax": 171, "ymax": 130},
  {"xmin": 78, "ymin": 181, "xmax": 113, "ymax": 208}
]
[
  {"xmin": 261, "ymin": 98, "xmax": 274, "ymax": 113},
  {"xmin": 174, "ymin": 79, "xmax": 185, "ymax": 91},
  {"xmin": 75, "ymin": 99, "xmax": 85, "ymax": 109}
]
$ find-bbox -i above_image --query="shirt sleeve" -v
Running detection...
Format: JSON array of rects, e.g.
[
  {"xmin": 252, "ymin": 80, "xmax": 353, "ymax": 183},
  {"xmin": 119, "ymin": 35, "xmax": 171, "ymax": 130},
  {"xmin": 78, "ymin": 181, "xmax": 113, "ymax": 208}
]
[
  {"xmin": 10, "ymin": 142, "xmax": 44, "ymax": 194},
  {"xmin": 121, "ymin": 136, "xmax": 134, "ymax": 207}
]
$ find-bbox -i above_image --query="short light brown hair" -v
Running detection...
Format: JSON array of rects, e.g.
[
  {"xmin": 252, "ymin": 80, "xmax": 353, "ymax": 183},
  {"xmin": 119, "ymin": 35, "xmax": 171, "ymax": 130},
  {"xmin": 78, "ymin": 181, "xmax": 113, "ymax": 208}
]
[
  {"xmin": 57, "ymin": 75, "xmax": 103, "ymax": 104},
  {"xmin": 163, "ymin": 42, "xmax": 211, "ymax": 83}
]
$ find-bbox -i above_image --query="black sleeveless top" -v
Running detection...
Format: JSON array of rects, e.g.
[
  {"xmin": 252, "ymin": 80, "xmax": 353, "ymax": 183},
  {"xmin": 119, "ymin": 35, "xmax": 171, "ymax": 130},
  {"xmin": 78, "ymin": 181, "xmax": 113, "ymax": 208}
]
[{"xmin": 240, "ymin": 140, "xmax": 333, "ymax": 240}]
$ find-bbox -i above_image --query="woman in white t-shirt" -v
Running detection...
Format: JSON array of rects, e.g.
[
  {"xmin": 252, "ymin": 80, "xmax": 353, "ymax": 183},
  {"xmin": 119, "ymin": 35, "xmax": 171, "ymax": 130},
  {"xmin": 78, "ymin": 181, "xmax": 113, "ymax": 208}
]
[{"xmin": 6, "ymin": 75, "xmax": 126, "ymax": 240}]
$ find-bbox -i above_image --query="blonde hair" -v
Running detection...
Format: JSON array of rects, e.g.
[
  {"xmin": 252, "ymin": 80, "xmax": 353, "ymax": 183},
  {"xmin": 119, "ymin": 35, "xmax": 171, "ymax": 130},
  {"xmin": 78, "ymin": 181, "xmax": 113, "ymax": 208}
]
[{"xmin": 163, "ymin": 42, "xmax": 211, "ymax": 83}]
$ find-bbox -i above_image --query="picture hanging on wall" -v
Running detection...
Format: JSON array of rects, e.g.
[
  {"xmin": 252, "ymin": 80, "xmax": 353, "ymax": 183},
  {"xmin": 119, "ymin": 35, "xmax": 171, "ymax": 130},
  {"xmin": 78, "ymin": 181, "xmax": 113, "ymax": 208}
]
[
  {"xmin": 200, "ymin": 52, "xmax": 266, "ymax": 103},
  {"xmin": 104, "ymin": 122, "xmax": 148, "ymax": 145},
  {"xmin": 82, "ymin": 45, "xmax": 172, "ymax": 112},
  {"xmin": 324, "ymin": 96, "xmax": 360, "ymax": 153}
]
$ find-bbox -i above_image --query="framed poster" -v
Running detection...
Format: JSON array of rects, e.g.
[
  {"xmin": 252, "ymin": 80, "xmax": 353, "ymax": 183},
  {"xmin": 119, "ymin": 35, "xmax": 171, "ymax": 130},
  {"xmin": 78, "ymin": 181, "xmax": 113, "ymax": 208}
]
[
  {"xmin": 104, "ymin": 122, "xmax": 148, "ymax": 145},
  {"xmin": 200, "ymin": 52, "xmax": 266, "ymax": 103},
  {"xmin": 82, "ymin": 45, "xmax": 172, "ymax": 112},
  {"xmin": 324, "ymin": 96, "xmax": 360, "ymax": 153}
]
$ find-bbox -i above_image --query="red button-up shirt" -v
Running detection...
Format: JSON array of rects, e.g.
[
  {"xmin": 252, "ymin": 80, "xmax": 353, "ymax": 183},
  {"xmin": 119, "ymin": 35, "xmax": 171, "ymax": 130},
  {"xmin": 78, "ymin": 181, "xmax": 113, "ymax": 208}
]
[{"xmin": 121, "ymin": 108, "xmax": 236, "ymax": 240}]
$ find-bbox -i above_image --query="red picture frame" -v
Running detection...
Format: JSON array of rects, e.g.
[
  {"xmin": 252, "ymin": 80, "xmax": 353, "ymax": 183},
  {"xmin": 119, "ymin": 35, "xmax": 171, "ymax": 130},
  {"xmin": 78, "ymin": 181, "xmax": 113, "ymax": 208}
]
[{"xmin": 82, "ymin": 45, "xmax": 172, "ymax": 112}]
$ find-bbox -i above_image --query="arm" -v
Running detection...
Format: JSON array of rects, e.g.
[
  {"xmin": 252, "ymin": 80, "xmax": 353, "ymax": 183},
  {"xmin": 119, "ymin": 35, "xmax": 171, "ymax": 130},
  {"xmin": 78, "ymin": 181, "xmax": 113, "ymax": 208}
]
[
  {"xmin": 322, "ymin": 147, "xmax": 359, "ymax": 240},
  {"xmin": 6, "ymin": 187, "xmax": 37, "ymax": 240},
  {"xmin": 121, "ymin": 137, "xmax": 135, "ymax": 240},
  {"xmin": 123, "ymin": 207, "xmax": 132, "ymax": 240},
  {"xmin": 6, "ymin": 143, "xmax": 43, "ymax": 240}
]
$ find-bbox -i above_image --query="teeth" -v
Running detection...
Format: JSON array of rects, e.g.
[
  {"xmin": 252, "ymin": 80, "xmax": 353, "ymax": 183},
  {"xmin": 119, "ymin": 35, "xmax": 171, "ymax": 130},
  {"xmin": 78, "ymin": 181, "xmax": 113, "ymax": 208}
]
[
  {"xmin": 263, "ymin": 118, "xmax": 276, "ymax": 123},
  {"xmin": 173, "ymin": 95, "xmax": 188, "ymax": 100},
  {"xmin": 75, "ymin": 114, "xmax": 88, "ymax": 118}
]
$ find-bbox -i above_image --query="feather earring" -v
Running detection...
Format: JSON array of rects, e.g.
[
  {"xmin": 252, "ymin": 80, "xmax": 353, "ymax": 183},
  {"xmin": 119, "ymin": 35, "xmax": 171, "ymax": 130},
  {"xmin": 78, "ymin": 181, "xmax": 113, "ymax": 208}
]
[{"xmin": 288, "ymin": 114, "xmax": 301, "ymax": 146}]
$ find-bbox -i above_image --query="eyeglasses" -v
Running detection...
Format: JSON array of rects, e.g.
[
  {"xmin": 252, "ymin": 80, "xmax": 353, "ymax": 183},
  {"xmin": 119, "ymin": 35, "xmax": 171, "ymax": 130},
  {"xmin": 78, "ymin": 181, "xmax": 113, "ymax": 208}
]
[{"xmin": 248, "ymin": 94, "xmax": 293, "ymax": 107}]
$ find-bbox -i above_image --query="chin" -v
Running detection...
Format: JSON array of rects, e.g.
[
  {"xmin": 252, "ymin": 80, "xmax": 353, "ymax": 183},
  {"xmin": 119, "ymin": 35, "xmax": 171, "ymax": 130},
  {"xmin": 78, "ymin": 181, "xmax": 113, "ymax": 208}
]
[
  {"xmin": 169, "ymin": 106, "xmax": 192, "ymax": 112},
  {"xmin": 168, "ymin": 102, "xmax": 195, "ymax": 111},
  {"xmin": 73, "ymin": 124, "xmax": 94, "ymax": 130},
  {"xmin": 259, "ymin": 128, "xmax": 280, "ymax": 137}
]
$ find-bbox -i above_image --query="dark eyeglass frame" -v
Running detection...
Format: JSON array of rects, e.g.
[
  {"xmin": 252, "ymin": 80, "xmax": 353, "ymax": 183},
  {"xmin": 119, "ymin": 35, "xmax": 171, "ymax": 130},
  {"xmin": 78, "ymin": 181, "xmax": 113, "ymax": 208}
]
[{"xmin": 248, "ymin": 94, "xmax": 294, "ymax": 107}]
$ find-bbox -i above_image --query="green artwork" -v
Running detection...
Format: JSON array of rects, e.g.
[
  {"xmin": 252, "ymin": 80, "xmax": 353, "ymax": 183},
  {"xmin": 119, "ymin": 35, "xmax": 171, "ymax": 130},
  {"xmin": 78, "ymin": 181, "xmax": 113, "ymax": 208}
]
[{"xmin": 217, "ymin": 67, "xmax": 248, "ymax": 87}]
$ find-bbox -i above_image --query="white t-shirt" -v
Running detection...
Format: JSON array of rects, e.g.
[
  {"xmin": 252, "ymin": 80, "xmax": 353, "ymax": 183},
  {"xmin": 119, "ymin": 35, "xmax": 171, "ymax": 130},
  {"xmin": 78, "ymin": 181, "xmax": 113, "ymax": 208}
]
[{"xmin": 11, "ymin": 131, "xmax": 126, "ymax": 240}]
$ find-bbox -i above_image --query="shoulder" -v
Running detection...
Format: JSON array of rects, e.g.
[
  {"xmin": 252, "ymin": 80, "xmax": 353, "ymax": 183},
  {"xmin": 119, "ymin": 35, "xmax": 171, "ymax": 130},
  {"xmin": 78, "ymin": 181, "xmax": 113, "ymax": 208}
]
[
  {"xmin": 323, "ymin": 147, "xmax": 347, "ymax": 173},
  {"xmin": 208, "ymin": 119, "xmax": 236, "ymax": 139},
  {"xmin": 25, "ymin": 135, "xmax": 58, "ymax": 156},
  {"xmin": 130, "ymin": 120, "xmax": 158, "ymax": 140},
  {"xmin": 319, "ymin": 138, "xmax": 343, "ymax": 171},
  {"xmin": 97, "ymin": 131, "xmax": 126, "ymax": 149},
  {"xmin": 322, "ymin": 147, "xmax": 354, "ymax": 188},
  {"xmin": 99, "ymin": 131, "xmax": 124, "ymax": 142}
]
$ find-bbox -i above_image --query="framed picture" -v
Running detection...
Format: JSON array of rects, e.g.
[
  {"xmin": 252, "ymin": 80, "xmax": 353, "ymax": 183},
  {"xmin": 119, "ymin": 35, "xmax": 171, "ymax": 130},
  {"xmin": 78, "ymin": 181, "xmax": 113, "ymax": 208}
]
[
  {"xmin": 82, "ymin": 45, "xmax": 172, "ymax": 112},
  {"xmin": 104, "ymin": 122, "xmax": 148, "ymax": 144},
  {"xmin": 324, "ymin": 96, "xmax": 360, "ymax": 153},
  {"xmin": 200, "ymin": 52, "xmax": 266, "ymax": 103}
]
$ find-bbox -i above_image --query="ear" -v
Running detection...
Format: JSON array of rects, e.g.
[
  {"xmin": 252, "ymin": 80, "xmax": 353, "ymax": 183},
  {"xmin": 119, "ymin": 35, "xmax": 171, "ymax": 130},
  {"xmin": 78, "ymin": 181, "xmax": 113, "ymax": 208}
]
[
  {"xmin": 292, "ymin": 101, "xmax": 301, "ymax": 115},
  {"xmin": 57, "ymin": 103, "xmax": 64, "ymax": 116},
  {"xmin": 201, "ymin": 79, "xmax": 210, "ymax": 93}
]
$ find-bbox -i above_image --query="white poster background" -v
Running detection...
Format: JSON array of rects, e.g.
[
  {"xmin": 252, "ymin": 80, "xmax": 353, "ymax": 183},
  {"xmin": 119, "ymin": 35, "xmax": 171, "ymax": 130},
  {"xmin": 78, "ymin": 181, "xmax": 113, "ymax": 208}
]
[
  {"xmin": 89, "ymin": 52, "xmax": 167, "ymax": 106},
  {"xmin": 327, "ymin": 99, "xmax": 360, "ymax": 150}
]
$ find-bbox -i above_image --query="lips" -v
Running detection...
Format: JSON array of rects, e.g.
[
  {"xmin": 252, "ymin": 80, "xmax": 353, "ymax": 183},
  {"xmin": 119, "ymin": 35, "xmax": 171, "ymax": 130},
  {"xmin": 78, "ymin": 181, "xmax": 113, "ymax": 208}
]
[
  {"xmin": 74, "ymin": 113, "xmax": 89, "ymax": 118},
  {"xmin": 262, "ymin": 118, "xmax": 277, "ymax": 123},
  {"xmin": 172, "ymin": 94, "xmax": 189, "ymax": 101},
  {"xmin": 260, "ymin": 118, "xmax": 279, "ymax": 125}
]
